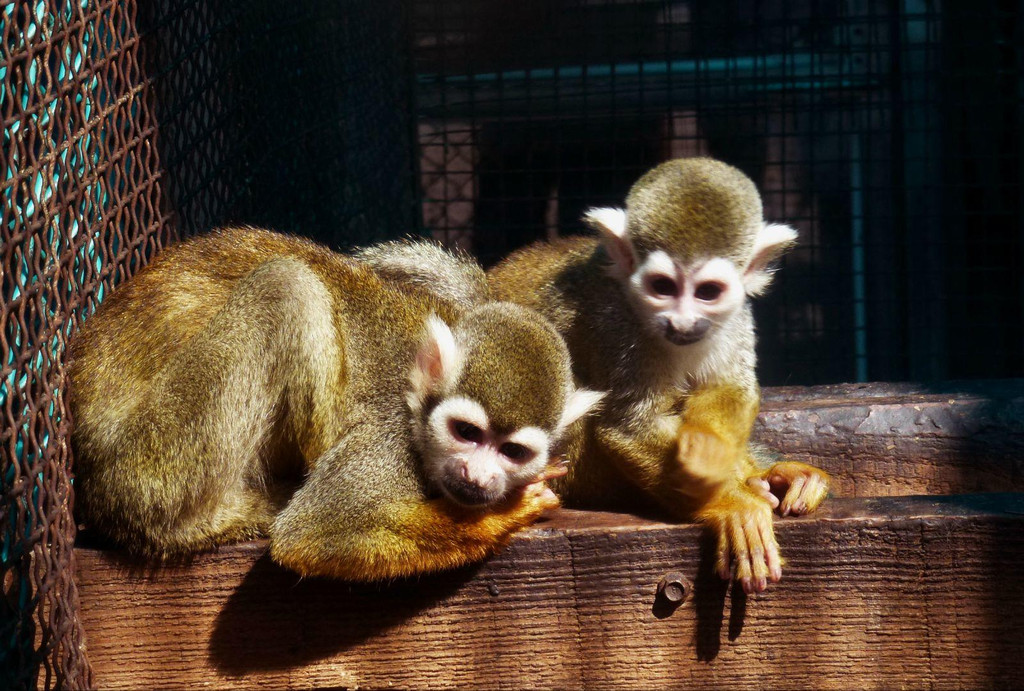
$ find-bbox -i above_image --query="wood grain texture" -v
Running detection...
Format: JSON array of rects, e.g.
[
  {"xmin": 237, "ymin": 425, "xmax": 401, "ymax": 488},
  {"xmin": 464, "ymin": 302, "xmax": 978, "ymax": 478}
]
[
  {"xmin": 755, "ymin": 381, "xmax": 1024, "ymax": 496},
  {"xmin": 76, "ymin": 494, "xmax": 1024, "ymax": 690}
]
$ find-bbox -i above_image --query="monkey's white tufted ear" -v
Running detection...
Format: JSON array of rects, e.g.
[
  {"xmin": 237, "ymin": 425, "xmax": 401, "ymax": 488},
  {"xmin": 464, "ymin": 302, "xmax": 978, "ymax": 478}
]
[
  {"xmin": 558, "ymin": 388, "xmax": 605, "ymax": 431},
  {"xmin": 584, "ymin": 207, "xmax": 635, "ymax": 279},
  {"xmin": 743, "ymin": 223, "xmax": 798, "ymax": 297},
  {"xmin": 409, "ymin": 315, "xmax": 463, "ymax": 407}
]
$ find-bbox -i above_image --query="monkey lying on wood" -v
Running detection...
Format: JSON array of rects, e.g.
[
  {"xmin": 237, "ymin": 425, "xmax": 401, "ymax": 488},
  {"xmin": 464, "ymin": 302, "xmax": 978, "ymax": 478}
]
[
  {"xmin": 69, "ymin": 227, "xmax": 601, "ymax": 581},
  {"xmin": 489, "ymin": 158, "xmax": 830, "ymax": 593}
]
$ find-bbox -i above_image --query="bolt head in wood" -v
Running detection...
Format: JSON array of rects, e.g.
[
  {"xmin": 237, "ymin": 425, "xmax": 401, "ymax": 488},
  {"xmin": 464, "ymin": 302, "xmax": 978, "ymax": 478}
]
[{"xmin": 657, "ymin": 572, "xmax": 690, "ymax": 603}]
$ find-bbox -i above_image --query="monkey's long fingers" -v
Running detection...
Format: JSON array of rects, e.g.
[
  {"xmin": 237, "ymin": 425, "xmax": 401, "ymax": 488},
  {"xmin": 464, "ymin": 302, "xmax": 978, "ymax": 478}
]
[
  {"xmin": 535, "ymin": 464, "xmax": 569, "ymax": 482},
  {"xmin": 742, "ymin": 516, "xmax": 772, "ymax": 594},
  {"xmin": 778, "ymin": 474, "xmax": 807, "ymax": 517},
  {"xmin": 513, "ymin": 480, "xmax": 561, "ymax": 514},
  {"xmin": 793, "ymin": 473, "xmax": 829, "ymax": 515},
  {"xmin": 759, "ymin": 518, "xmax": 782, "ymax": 583},
  {"xmin": 746, "ymin": 477, "xmax": 780, "ymax": 509},
  {"xmin": 716, "ymin": 525, "xmax": 731, "ymax": 581},
  {"xmin": 728, "ymin": 517, "xmax": 757, "ymax": 593},
  {"xmin": 766, "ymin": 461, "xmax": 832, "ymax": 516}
]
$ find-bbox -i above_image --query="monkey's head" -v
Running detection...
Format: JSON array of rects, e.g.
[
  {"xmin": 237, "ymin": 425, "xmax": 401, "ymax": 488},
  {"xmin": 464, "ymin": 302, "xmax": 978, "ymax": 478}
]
[
  {"xmin": 407, "ymin": 303, "xmax": 603, "ymax": 508},
  {"xmin": 584, "ymin": 157, "xmax": 797, "ymax": 347}
]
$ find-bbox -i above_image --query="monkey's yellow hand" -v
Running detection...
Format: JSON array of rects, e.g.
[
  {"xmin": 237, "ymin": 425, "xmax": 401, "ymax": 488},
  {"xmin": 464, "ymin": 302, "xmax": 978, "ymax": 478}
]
[
  {"xmin": 522, "ymin": 480, "xmax": 561, "ymax": 514},
  {"xmin": 698, "ymin": 486, "xmax": 781, "ymax": 594},
  {"xmin": 674, "ymin": 426, "xmax": 741, "ymax": 501},
  {"xmin": 534, "ymin": 456, "xmax": 570, "ymax": 483},
  {"xmin": 747, "ymin": 461, "xmax": 830, "ymax": 517},
  {"xmin": 442, "ymin": 477, "xmax": 560, "ymax": 545}
]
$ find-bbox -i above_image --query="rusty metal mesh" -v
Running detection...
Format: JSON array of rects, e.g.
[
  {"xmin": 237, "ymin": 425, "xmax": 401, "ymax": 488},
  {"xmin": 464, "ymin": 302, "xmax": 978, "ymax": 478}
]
[
  {"xmin": 2, "ymin": 0, "xmax": 173, "ymax": 687},
  {"xmin": 2, "ymin": 0, "xmax": 416, "ymax": 686}
]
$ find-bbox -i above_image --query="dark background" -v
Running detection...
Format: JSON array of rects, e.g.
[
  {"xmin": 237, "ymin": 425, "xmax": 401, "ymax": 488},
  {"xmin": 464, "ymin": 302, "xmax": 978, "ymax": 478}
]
[{"xmin": 141, "ymin": 0, "xmax": 1024, "ymax": 386}]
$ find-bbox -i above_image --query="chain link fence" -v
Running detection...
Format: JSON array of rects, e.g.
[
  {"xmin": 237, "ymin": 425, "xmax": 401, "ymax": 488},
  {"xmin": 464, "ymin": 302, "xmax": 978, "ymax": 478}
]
[{"xmin": 2, "ymin": 0, "xmax": 415, "ymax": 686}]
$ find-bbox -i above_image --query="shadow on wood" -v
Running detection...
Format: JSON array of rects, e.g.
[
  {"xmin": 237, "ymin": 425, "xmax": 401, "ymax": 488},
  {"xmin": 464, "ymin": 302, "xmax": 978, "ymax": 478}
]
[
  {"xmin": 208, "ymin": 554, "xmax": 479, "ymax": 673},
  {"xmin": 692, "ymin": 530, "xmax": 730, "ymax": 660},
  {"xmin": 647, "ymin": 528, "xmax": 745, "ymax": 659}
]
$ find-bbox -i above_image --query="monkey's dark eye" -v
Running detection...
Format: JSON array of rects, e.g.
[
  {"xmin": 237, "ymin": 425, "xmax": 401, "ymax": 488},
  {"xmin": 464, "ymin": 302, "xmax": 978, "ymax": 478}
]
[
  {"xmin": 648, "ymin": 276, "xmax": 679, "ymax": 297},
  {"xmin": 695, "ymin": 282, "xmax": 725, "ymax": 301},
  {"xmin": 452, "ymin": 420, "xmax": 485, "ymax": 444},
  {"xmin": 499, "ymin": 443, "xmax": 533, "ymax": 462}
]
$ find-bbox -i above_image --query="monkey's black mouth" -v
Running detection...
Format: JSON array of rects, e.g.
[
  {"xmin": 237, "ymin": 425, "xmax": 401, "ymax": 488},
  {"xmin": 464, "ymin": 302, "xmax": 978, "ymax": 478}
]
[
  {"xmin": 663, "ymin": 317, "xmax": 712, "ymax": 346},
  {"xmin": 665, "ymin": 330, "xmax": 706, "ymax": 346},
  {"xmin": 442, "ymin": 477, "xmax": 501, "ymax": 507}
]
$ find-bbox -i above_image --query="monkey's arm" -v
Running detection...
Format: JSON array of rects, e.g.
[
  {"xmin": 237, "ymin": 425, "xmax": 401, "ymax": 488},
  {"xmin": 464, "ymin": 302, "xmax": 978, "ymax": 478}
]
[
  {"xmin": 672, "ymin": 384, "xmax": 831, "ymax": 516},
  {"xmin": 674, "ymin": 383, "xmax": 760, "ymax": 487},
  {"xmin": 592, "ymin": 383, "xmax": 785, "ymax": 594},
  {"xmin": 269, "ymin": 441, "xmax": 558, "ymax": 582},
  {"xmin": 270, "ymin": 486, "xmax": 558, "ymax": 582},
  {"xmin": 593, "ymin": 383, "xmax": 758, "ymax": 505}
]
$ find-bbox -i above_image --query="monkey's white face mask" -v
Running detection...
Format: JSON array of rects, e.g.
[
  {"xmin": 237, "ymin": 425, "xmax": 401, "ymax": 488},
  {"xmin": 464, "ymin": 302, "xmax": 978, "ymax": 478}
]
[
  {"xmin": 407, "ymin": 315, "xmax": 603, "ymax": 507},
  {"xmin": 629, "ymin": 252, "xmax": 746, "ymax": 346},
  {"xmin": 584, "ymin": 207, "xmax": 798, "ymax": 347}
]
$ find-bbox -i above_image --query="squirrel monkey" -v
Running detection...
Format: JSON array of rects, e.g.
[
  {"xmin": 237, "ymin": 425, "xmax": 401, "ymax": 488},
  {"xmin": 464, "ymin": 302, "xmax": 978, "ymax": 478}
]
[
  {"xmin": 488, "ymin": 158, "xmax": 830, "ymax": 594},
  {"xmin": 68, "ymin": 227, "xmax": 602, "ymax": 581}
]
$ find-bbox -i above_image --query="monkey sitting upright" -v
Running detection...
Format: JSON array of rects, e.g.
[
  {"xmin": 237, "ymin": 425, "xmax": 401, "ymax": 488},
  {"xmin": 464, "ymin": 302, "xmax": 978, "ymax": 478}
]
[
  {"xmin": 68, "ymin": 227, "xmax": 602, "ymax": 581},
  {"xmin": 488, "ymin": 158, "xmax": 830, "ymax": 594}
]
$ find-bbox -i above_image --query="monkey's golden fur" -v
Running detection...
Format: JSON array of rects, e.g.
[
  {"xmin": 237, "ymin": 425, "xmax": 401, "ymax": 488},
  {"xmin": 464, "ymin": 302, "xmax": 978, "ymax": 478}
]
[
  {"xmin": 626, "ymin": 157, "xmax": 762, "ymax": 263},
  {"xmin": 68, "ymin": 227, "xmax": 568, "ymax": 581},
  {"xmin": 489, "ymin": 158, "xmax": 830, "ymax": 590}
]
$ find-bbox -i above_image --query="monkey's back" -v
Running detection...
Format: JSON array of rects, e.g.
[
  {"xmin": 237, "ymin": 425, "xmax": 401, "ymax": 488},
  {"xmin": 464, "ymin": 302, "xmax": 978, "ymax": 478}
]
[
  {"xmin": 355, "ymin": 239, "xmax": 489, "ymax": 309},
  {"xmin": 68, "ymin": 227, "xmax": 455, "ymax": 469},
  {"xmin": 489, "ymin": 236, "xmax": 596, "ymax": 332}
]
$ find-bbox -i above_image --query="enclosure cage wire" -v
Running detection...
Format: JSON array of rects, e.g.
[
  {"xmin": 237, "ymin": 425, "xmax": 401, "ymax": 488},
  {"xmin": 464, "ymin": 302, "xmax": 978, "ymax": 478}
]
[
  {"xmin": 411, "ymin": 0, "xmax": 1024, "ymax": 386},
  {"xmin": 2, "ymin": 0, "xmax": 172, "ymax": 687},
  {"xmin": 2, "ymin": 0, "xmax": 420, "ymax": 686}
]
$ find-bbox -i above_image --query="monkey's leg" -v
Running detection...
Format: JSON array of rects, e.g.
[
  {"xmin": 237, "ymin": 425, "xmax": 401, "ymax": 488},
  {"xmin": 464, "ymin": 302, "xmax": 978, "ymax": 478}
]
[
  {"xmin": 270, "ymin": 468, "xmax": 560, "ymax": 581},
  {"xmin": 109, "ymin": 257, "xmax": 343, "ymax": 554}
]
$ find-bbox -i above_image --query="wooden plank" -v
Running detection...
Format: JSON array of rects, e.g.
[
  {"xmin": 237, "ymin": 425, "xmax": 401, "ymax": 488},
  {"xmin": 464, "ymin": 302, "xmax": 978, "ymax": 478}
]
[
  {"xmin": 76, "ymin": 494, "xmax": 1024, "ymax": 690},
  {"xmin": 755, "ymin": 381, "xmax": 1024, "ymax": 496}
]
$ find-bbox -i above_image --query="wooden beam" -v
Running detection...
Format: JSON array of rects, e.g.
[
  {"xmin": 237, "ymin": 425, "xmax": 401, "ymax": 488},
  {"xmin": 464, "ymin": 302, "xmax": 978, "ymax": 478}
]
[
  {"xmin": 755, "ymin": 380, "xmax": 1024, "ymax": 496},
  {"xmin": 76, "ymin": 494, "xmax": 1024, "ymax": 690}
]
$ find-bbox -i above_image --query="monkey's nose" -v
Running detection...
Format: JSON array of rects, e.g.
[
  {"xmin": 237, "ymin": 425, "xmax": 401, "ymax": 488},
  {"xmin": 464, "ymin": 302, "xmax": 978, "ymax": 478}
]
[{"xmin": 665, "ymin": 318, "xmax": 711, "ymax": 345}]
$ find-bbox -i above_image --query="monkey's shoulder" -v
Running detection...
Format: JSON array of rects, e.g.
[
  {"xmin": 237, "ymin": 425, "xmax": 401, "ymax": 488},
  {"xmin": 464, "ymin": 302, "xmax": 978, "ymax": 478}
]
[
  {"xmin": 491, "ymin": 234, "xmax": 595, "ymax": 285},
  {"xmin": 490, "ymin": 235, "xmax": 606, "ymax": 315}
]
